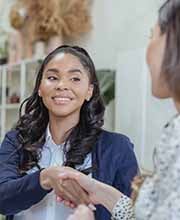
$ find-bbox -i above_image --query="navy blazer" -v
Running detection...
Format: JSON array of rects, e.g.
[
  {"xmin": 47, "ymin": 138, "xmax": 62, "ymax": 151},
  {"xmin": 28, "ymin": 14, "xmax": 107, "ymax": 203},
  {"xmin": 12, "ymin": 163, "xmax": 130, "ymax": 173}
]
[{"xmin": 0, "ymin": 130, "xmax": 138, "ymax": 220}]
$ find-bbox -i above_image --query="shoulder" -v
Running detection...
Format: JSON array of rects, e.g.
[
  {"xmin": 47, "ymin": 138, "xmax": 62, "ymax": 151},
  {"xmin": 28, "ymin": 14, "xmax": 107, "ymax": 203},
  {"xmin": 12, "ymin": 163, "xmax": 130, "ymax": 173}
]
[
  {"xmin": 102, "ymin": 130, "xmax": 131, "ymax": 140},
  {"xmin": 0, "ymin": 129, "xmax": 22, "ymax": 165},
  {"xmin": 95, "ymin": 130, "xmax": 138, "ymax": 181},
  {"xmin": 99, "ymin": 130, "xmax": 134, "ymax": 149},
  {"xmin": 95, "ymin": 130, "xmax": 135, "ymax": 160},
  {"xmin": 3, "ymin": 129, "xmax": 19, "ymax": 142},
  {"xmin": 0, "ymin": 129, "xmax": 20, "ymax": 150}
]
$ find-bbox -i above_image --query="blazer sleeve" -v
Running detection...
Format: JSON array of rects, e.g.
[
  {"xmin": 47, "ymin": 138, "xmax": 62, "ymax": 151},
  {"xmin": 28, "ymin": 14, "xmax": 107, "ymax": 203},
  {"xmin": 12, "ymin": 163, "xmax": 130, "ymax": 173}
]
[
  {"xmin": 0, "ymin": 131, "xmax": 49, "ymax": 216},
  {"xmin": 113, "ymin": 136, "xmax": 139, "ymax": 197}
]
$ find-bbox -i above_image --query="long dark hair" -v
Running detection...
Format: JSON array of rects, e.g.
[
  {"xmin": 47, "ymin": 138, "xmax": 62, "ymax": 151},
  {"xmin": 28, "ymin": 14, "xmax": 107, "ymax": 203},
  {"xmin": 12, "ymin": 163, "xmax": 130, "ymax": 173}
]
[
  {"xmin": 15, "ymin": 45, "xmax": 105, "ymax": 172},
  {"xmin": 159, "ymin": 0, "xmax": 180, "ymax": 101}
]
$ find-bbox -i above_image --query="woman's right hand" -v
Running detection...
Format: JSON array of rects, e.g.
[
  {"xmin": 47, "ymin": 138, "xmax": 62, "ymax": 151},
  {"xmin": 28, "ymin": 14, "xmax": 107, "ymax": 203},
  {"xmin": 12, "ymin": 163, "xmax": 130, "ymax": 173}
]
[
  {"xmin": 59, "ymin": 168, "xmax": 123, "ymax": 213},
  {"xmin": 40, "ymin": 166, "xmax": 90, "ymax": 206}
]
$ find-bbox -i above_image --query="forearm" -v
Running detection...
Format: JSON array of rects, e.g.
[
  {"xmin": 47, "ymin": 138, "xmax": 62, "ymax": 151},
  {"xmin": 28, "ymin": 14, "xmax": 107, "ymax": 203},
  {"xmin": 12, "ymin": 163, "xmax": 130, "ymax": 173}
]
[
  {"xmin": 0, "ymin": 171, "xmax": 49, "ymax": 215},
  {"xmin": 96, "ymin": 181, "xmax": 123, "ymax": 213},
  {"xmin": 95, "ymin": 181, "xmax": 135, "ymax": 219}
]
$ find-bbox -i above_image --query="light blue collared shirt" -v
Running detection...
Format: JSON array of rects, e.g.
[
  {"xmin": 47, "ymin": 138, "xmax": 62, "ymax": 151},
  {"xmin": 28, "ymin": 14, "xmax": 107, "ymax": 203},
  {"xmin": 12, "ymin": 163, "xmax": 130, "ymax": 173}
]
[{"xmin": 14, "ymin": 126, "xmax": 91, "ymax": 220}]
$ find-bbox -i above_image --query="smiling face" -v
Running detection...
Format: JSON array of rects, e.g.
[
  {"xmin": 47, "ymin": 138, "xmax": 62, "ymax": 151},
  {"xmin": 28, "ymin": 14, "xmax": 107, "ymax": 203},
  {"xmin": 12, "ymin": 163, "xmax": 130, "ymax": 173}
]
[{"xmin": 38, "ymin": 53, "xmax": 93, "ymax": 121}]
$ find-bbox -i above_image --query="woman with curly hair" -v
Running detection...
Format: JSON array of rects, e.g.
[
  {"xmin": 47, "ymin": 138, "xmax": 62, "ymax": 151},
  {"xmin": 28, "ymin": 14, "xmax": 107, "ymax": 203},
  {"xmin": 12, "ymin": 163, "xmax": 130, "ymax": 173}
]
[{"xmin": 0, "ymin": 45, "xmax": 138, "ymax": 220}]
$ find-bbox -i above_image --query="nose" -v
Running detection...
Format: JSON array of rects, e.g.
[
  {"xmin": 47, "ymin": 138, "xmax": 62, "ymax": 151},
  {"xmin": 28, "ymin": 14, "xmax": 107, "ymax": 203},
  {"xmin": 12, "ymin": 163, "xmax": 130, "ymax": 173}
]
[{"xmin": 55, "ymin": 79, "xmax": 69, "ymax": 90}]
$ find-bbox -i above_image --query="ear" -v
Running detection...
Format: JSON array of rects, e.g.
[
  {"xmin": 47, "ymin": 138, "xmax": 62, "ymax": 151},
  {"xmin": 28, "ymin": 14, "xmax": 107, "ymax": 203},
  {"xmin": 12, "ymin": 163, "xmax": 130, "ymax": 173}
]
[{"xmin": 86, "ymin": 84, "xmax": 94, "ymax": 101}]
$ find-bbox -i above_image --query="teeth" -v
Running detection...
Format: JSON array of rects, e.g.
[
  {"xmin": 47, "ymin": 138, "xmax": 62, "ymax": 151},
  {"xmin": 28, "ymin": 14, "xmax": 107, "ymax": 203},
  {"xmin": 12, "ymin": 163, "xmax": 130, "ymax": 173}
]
[{"xmin": 54, "ymin": 97, "xmax": 71, "ymax": 101}]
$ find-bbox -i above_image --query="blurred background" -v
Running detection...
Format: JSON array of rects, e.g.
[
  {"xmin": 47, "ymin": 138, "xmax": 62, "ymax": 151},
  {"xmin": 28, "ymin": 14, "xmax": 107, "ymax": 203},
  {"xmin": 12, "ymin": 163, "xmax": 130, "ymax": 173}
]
[{"xmin": 0, "ymin": 0, "xmax": 176, "ymax": 184}]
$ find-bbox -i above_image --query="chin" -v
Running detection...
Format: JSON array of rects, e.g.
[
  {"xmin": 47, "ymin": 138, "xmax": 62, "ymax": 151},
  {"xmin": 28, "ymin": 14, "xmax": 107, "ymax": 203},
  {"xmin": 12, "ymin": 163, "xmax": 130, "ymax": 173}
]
[
  {"xmin": 53, "ymin": 109, "xmax": 80, "ymax": 118},
  {"xmin": 54, "ymin": 112, "xmax": 72, "ymax": 117},
  {"xmin": 152, "ymin": 90, "xmax": 171, "ymax": 99}
]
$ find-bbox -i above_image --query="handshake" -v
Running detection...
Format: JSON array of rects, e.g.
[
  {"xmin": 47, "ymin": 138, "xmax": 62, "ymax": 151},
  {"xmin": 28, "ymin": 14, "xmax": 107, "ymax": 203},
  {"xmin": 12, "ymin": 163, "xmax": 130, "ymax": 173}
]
[
  {"xmin": 40, "ymin": 166, "xmax": 97, "ymax": 209},
  {"xmin": 40, "ymin": 165, "xmax": 122, "ymax": 220}
]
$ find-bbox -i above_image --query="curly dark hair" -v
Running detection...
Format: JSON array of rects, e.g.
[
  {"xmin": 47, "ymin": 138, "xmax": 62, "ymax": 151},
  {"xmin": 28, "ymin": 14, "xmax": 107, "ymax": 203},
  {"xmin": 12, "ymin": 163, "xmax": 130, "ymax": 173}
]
[
  {"xmin": 159, "ymin": 0, "xmax": 180, "ymax": 101},
  {"xmin": 15, "ymin": 45, "xmax": 105, "ymax": 172}
]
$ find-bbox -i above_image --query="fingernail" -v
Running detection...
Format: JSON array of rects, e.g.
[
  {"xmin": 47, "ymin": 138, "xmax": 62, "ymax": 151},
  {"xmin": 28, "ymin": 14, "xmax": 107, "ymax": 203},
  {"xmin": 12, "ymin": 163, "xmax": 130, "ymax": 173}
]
[
  {"xmin": 56, "ymin": 196, "xmax": 62, "ymax": 202},
  {"xmin": 88, "ymin": 203, "xmax": 96, "ymax": 211}
]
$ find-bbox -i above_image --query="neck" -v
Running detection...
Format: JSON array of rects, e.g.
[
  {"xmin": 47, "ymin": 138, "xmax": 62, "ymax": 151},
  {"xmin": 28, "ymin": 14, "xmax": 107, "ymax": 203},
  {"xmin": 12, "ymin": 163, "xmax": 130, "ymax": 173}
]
[{"xmin": 49, "ymin": 114, "xmax": 80, "ymax": 145}]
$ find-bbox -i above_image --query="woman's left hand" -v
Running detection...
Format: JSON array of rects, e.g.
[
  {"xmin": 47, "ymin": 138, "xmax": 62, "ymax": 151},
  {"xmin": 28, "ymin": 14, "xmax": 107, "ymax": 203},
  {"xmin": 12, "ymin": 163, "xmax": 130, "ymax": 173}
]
[{"xmin": 67, "ymin": 205, "xmax": 95, "ymax": 220}]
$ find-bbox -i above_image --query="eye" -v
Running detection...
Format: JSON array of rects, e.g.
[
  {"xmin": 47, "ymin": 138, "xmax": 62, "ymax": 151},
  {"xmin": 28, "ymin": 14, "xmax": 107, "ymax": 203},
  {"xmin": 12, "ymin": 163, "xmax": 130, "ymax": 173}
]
[
  {"xmin": 47, "ymin": 76, "xmax": 58, "ymax": 81},
  {"xmin": 71, "ymin": 77, "xmax": 81, "ymax": 82}
]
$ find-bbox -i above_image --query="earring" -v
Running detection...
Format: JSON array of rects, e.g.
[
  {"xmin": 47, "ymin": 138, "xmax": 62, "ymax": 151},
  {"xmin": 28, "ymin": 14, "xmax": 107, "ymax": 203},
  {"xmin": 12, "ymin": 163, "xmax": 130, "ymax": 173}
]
[{"xmin": 38, "ymin": 90, "xmax": 41, "ymax": 97}]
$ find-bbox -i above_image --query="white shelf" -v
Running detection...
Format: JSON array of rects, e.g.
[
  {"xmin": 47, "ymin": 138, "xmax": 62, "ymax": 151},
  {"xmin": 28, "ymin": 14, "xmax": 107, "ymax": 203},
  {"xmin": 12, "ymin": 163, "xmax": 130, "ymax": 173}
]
[
  {"xmin": 0, "ymin": 103, "xmax": 20, "ymax": 110},
  {"xmin": 0, "ymin": 59, "xmax": 40, "ymax": 140}
]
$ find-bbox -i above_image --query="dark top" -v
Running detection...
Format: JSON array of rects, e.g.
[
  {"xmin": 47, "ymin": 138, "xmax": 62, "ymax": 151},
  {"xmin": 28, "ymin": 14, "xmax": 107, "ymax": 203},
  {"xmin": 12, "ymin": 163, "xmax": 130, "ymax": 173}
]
[{"xmin": 0, "ymin": 129, "xmax": 138, "ymax": 220}]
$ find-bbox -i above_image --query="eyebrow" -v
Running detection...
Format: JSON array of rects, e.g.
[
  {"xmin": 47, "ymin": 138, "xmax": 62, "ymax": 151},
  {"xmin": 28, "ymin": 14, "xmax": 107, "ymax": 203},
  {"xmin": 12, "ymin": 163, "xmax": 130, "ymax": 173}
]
[
  {"xmin": 68, "ymin": 69, "xmax": 83, "ymax": 74},
  {"xmin": 45, "ymin": 68, "xmax": 83, "ymax": 74},
  {"xmin": 45, "ymin": 68, "xmax": 59, "ymax": 74}
]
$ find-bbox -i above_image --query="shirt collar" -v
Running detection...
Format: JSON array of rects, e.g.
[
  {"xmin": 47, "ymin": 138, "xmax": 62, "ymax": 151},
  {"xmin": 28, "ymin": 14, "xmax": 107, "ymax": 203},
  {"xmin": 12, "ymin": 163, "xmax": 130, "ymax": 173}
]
[
  {"xmin": 45, "ymin": 124, "xmax": 66, "ymax": 148},
  {"xmin": 46, "ymin": 124, "xmax": 52, "ymax": 142}
]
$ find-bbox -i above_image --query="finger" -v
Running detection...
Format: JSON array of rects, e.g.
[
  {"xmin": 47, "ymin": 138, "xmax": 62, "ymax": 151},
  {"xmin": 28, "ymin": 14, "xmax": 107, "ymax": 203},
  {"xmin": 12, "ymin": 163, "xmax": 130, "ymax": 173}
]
[
  {"xmin": 57, "ymin": 180, "xmax": 79, "ymax": 204},
  {"xmin": 59, "ymin": 171, "xmax": 96, "ymax": 194},
  {"xmin": 70, "ymin": 202, "xmax": 76, "ymax": 209},
  {"xmin": 60, "ymin": 180, "xmax": 81, "ymax": 205},
  {"xmin": 56, "ymin": 196, "xmax": 63, "ymax": 202},
  {"xmin": 63, "ymin": 200, "xmax": 72, "ymax": 207},
  {"xmin": 65, "ymin": 179, "xmax": 90, "ymax": 204},
  {"xmin": 71, "ymin": 179, "xmax": 91, "ymax": 205},
  {"xmin": 60, "ymin": 199, "xmax": 76, "ymax": 209},
  {"xmin": 53, "ymin": 181, "xmax": 68, "ymax": 201},
  {"xmin": 58, "ymin": 171, "xmax": 81, "ymax": 182},
  {"xmin": 55, "ymin": 176, "xmax": 90, "ymax": 205},
  {"xmin": 88, "ymin": 203, "xmax": 96, "ymax": 211},
  {"xmin": 61, "ymin": 179, "xmax": 90, "ymax": 205}
]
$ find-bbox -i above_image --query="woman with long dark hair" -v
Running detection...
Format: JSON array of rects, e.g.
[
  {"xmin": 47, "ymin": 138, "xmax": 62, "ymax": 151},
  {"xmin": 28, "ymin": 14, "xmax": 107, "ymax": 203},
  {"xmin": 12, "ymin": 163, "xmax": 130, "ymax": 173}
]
[
  {"xmin": 0, "ymin": 45, "xmax": 138, "ymax": 220},
  {"xmin": 57, "ymin": 1, "xmax": 180, "ymax": 219}
]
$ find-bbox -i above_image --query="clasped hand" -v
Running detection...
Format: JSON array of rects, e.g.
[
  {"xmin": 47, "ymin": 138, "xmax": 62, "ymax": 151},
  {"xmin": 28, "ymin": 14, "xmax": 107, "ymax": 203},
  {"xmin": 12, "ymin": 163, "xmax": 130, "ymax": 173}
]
[{"xmin": 40, "ymin": 166, "xmax": 90, "ymax": 208}]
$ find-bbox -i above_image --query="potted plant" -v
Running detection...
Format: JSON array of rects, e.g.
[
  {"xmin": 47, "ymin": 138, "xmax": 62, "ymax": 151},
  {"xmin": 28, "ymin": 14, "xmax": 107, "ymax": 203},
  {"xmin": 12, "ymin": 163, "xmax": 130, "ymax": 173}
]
[
  {"xmin": 0, "ymin": 215, "xmax": 5, "ymax": 220},
  {"xmin": 97, "ymin": 69, "xmax": 115, "ymax": 105},
  {"xmin": 0, "ymin": 42, "xmax": 8, "ymax": 65},
  {"xmin": 0, "ymin": 28, "xmax": 8, "ymax": 65}
]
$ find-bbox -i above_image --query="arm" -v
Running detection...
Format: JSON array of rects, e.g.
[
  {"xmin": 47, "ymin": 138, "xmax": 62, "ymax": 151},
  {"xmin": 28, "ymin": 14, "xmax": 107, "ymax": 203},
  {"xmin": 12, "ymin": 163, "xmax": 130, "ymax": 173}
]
[
  {"xmin": 109, "ymin": 136, "xmax": 137, "ymax": 220},
  {"xmin": 58, "ymin": 168, "xmax": 124, "ymax": 211},
  {"xmin": 97, "ymin": 141, "xmax": 137, "ymax": 220},
  {"xmin": 0, "ymin": 132, "xmax": 90, "ymax": 215},
  {"xmin": 58, "ymin": 134, "xmax": 138, "ymax": 219},
  {"xmin": 59, "ymin": 169, "xmax": 135, "ymax": 219},
  {"xmin": 0, "ymin": 131, "xmax": 49, "ymax": 215}
]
